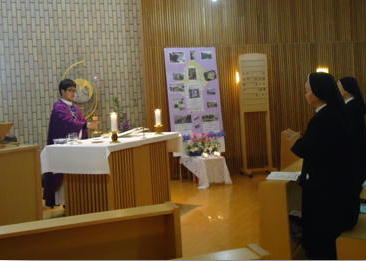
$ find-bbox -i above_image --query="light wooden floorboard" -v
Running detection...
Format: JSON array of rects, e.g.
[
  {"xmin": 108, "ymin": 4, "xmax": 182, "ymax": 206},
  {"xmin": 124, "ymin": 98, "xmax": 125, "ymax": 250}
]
[{"xmin": 171, "ymin": 174, "xmax": 266, "ymax": 257}]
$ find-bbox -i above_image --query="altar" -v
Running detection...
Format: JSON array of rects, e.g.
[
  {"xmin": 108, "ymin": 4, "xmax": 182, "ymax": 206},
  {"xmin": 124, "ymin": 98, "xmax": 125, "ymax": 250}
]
[{"xmin": 41, "ymin": 132, "xmax": 182, "ymax": 216}]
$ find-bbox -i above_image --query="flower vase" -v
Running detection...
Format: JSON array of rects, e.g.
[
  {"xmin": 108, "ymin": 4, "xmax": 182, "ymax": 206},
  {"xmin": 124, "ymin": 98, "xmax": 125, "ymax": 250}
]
[{"xmin": 188, "ymin": 151, "xmax": 202, "ymax": 157}]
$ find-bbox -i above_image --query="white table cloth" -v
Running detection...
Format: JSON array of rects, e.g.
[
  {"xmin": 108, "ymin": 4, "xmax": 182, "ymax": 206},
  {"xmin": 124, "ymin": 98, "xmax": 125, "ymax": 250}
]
[
  {"xmin": 180, "ymin": 155, "xmax": 232, "ymax": 189},
  {"xmin": 41, "ymin": 132, "xmax": 183, "ymax": 174}
]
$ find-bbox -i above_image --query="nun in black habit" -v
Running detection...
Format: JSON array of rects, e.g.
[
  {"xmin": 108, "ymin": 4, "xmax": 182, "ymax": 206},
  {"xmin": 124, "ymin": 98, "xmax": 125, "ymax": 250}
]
[
  {"xmin": 291, "ymin": 72, "xmax": 357, "ymax": 260},
  {"xmin": 338, "ymin": 77, "xmax": 366, "ymax": 228}
]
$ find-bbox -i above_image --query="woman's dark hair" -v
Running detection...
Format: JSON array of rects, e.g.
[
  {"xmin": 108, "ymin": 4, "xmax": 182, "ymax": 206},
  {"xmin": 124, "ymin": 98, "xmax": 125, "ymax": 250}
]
[
  {"xmin": 59, "ymin": 79, "xmax": 76, "ymax": 96},
  {"xmin": 308, "ymin": 72, "xmax": 345, "ymax": 113},
  {"xmin": 340, "ymin": 77, "xmax": 366, "ymax": 115}
]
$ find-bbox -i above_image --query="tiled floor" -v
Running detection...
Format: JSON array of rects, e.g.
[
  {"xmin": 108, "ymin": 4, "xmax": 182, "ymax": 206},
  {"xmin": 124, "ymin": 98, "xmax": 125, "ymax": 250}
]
[{"xmin": 171, "ymin": 173, "xmax": 267, "ymax": 257}]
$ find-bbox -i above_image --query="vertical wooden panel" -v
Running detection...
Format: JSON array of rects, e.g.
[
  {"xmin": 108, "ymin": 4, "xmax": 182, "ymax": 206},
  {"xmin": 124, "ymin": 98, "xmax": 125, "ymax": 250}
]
[
  {"xmin": 109, "ymin": 148, "xmax": 136, "ymax": 209},
  {"xmin": 64, "ymin": 174, "xmax": 109, "ymax": 216},
  {"xmin": 350, "ymin": 0, "xmax": 366, "ymax": 41},
  {"xmin": 150, "ymin": 142, "xmax": 171, "ymax": 204}
]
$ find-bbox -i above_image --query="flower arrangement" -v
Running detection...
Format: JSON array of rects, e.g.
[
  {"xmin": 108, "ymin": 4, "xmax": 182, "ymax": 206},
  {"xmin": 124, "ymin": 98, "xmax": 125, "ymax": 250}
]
[
  {"xmin": 112, "ymin": 97, "xmax": 130, "ymax": 132},
  {"xmin": 185, "ymin": 132, "xmax": 221, "ymax": 156}
]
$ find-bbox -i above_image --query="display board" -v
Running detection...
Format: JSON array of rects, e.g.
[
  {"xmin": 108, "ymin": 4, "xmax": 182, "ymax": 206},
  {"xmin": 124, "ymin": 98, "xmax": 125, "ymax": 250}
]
[
  {"xmin": 164, "ymin": 47, "xmax": 225, "ymax": 151},
  {"xmin": 239, "ymin": 54, "xmax": 269, "ymax": 112}
]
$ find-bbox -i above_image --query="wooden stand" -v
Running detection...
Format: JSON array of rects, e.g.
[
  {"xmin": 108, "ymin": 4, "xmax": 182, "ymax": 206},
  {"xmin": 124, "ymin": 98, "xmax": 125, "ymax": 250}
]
[
  {"xmin": 0, "ymin": 145, "xmax": 42, "ymax": 226},
  {"xmin": 238, "ymin": 53, "xmax": 274, "ymax": 176}
]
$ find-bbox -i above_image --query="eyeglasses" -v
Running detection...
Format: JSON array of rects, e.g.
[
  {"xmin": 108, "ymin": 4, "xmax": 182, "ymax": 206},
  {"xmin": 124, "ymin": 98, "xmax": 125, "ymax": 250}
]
[{"xmin": 66, "ymin": 88, "xmax": 76, "ymax": 93}]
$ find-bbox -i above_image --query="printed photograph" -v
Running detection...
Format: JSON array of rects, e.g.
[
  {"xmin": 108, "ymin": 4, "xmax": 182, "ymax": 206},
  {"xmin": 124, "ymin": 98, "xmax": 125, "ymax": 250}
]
[
  {"xmin": 194, "ymin": 124, "xmax": 201, "ymax": 129},
  {"xmin": 190, "ymin": 50, "xmax": 196, "ymax": 60},
  {"xmin": 173, "ymin": 72, "xmax": 184, "ymax": 81},
  {"xmin": 173, "ymin": 98, "xmax": 186, "ymax": 111},
  {"xmin": 188, "ymin": 67, "xmax": 197, "ymax": 80},
  {"xmin": 169, "ymin": 52, "xmax": 186, "ymax": 64},
  {"xmin": 202, "ymin": 114, "xmax": 219, "ymax": 122},
  {"xmin": 207, "ymin": 89, "xmax": 216, "ymax": 95},
  {"xmin": 207, "ymin": 101, "xmax": 218, "ymax": 108},
  {"xmin": 169, "ymin": 83, "xmax": 185, "ymax": 93},
  {"xmin": 201, "ymin": 51, "xmax": 212, "ymax": 60},
  {"xmin": 174, "ymin": 114, "xmax": 192, "ymax": 124},
  {"xmin": 204, "ymin": 70, "xmax": 217, "ymax": 81},
  {"xmin": 189, "ymin": 88, "xmax": 200, "ymax": 98}
]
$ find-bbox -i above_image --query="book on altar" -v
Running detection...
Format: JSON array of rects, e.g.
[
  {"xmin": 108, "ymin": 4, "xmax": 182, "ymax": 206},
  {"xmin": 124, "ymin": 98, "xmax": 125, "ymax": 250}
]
[{"xmin": 266, "ymin": 171, "xmax": 301, "ymax": 181}]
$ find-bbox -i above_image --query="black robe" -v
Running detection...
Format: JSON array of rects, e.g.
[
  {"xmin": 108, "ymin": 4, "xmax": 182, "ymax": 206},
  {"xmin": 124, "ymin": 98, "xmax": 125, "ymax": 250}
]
[
  {"xmin": 345, "ymin": 99, "xmax": 366, "ymax": 184},
  {"xmin": 291, "ymin": 105, "xmax": 355, "ymax": 260},
  {"xmin": 343, "ymin": 99, "xmax": 366, "ymax": 228}
]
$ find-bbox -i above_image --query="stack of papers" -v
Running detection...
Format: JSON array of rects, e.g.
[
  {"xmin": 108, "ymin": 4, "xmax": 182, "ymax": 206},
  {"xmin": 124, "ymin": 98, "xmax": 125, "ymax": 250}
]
[{"xmin": 266, "ymin": 171, "xmax": 301, "ymax": 181}]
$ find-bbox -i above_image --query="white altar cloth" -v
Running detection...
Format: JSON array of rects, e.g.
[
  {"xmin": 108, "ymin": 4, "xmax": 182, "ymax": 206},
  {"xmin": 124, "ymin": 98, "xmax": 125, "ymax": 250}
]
[
  {"xmin": 180, "ymin": 155, "xmax": 232, "ymax": 189},
  {"xmin": 41, "ymin": 132, "xmax": 182, "ymax": 174}
]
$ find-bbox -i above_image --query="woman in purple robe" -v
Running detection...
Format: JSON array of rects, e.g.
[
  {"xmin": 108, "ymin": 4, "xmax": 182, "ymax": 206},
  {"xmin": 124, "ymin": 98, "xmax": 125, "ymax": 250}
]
[{"xmin": 43, "ymin": 79, "xmax": 89, "ymax": 207}]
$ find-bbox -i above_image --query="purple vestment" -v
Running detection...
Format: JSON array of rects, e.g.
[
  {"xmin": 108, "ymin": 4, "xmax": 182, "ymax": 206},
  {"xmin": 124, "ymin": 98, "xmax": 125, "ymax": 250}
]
[
  {"xmin": 43, "ymin": 99, "xmax": 88, "ymax": 207},
  {"xmin": 47, "ymin": 99, "xmax": 88, "ymax": 145}
]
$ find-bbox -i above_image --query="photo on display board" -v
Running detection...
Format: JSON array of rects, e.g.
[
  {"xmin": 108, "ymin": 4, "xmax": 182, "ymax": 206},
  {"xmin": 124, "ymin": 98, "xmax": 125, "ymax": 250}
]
[
  {"xmin": 202, "ymin": 114, "xmax": 219, "ymax": 122},
  {"xmin": 188, "ymin": 67, "xmax": 197, "ymax": 80},
  {"xmin": 189, "ymin": 88, "xmax": 200, "ymax": 98},
  {"xmin": 201, "ymin": 51, "xmax": 212, "ymax": 60},
  {"xmin": 173, "ymin": 98, "xmax": 186, "ymax": 111},
  {"xmin": 174, "ymin": 114, "xmax": 192, "ymax": 124},
  {"xmin": 204, "ymin": 70, "xmax": 217, "ymax": 81},
  {"xmin": 173, "ymin": 72, "xmax": 184, "ymax": 81},
  {"xmin": 190, "ymin": 50, "xmax": 196, "ymax": 60},
  {"xmin": 207, "ymin": 89, "xmax": 216, "ymax": 95},
  {"xmin": 169, "ymin": 83, "xmax": 185, "ymax": 93},
  {"xmin": 169, "ymin": 52, "xmax": 186, "ymax": 64},
  {"xmin": 207, "ymin": 101, "xmax": 218, "ymax": 108},
  {"xmin": 194, "ymin": 124, "xmax": 201, "ymax": 129}
]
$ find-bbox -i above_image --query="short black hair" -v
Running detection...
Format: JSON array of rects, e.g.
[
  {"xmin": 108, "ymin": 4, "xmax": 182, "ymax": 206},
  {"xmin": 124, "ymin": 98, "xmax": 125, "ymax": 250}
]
[{"xmin": 59, "ymin": 79, "xmax": 76, "ymax": 96}]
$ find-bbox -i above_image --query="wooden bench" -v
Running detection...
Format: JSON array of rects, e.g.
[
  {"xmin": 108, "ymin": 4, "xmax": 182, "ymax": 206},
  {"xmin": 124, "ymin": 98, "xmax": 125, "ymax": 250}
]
[
  {"xmin": 337, "ymin": 214, "xmax": 366, "ymax": 260},
  {"xmin": 0, "ymin": 202, "xmax": 182, "ymax": 260}
]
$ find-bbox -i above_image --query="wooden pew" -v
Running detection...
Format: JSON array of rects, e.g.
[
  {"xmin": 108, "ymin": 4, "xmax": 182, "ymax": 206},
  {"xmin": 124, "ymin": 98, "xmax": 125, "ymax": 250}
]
[
  {"xmin": 280, "ymin": 129, "xmax": 300, "ymax": 170},
  {"xmin": 258, "ymin": 160, "xmax": 303, "ymax": 260},
  {"xmin": 260, "ymin": 129, "xmax": 366, "ymax": 259},
  {"xmin": 337, "ymin": 214, "xmax": 366, "ymax": 260},
  {"xmin": 0, "ymin": 202, "xmax": 182, "ymax": 260}
]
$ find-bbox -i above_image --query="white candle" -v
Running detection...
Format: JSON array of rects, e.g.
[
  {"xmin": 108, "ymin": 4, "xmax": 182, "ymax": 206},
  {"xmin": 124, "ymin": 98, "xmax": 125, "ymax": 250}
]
[
  {"xmin": 110, "ymin": 112, "xmax": 118, "ymax": 132},
  {"xmin": 202, "ymin": 152, "xmax": 209, "ymax": 158},
  {"xmin": 154, "ymin": 109, "xmax": 161, "ymax": 126}
]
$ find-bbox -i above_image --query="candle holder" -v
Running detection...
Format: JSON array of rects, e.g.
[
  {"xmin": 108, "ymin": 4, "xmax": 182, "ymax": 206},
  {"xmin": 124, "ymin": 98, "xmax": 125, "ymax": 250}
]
[
  {"xmin": 154, "ymin": 124, "xmax": 163, "ymax": 134},
  {"xmin": 111, "ymin": 131, "xmax": 120, "ymax": 143}
]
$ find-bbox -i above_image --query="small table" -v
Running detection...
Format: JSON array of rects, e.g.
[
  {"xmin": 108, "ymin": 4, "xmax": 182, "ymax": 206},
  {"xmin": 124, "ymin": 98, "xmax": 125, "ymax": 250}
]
[{"xmin": 180, "ymin": 155, "xmax": 232, "ymax": 189}]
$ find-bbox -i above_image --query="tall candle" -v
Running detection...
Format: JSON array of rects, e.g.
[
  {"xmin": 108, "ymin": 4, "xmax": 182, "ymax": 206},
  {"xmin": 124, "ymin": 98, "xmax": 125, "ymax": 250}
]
[
  {"xmin": 110, "ymin": 112, "xmax": 118, "ymax": 132},
  {"xmin": 154, "ymin": 109, "xmax": 161, "ymax": 126}
]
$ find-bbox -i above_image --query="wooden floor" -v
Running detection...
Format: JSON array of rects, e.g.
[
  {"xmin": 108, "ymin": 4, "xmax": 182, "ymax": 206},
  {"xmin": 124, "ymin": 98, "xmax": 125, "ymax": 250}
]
[
  {"xmin": 171, "ymin": 173, "xmax": 267, "ymax": 257},
  {"xmin": 42, "ymin": 173, "xmax": 266, "ymax": 258}
]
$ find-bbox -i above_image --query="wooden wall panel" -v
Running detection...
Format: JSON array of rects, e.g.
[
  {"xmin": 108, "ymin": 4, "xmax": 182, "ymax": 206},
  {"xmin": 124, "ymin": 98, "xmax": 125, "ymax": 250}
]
[
  {"xmin": 141, "ymin": 0, "xmax": 366, "ymax": 173},
  {"xmin": 354, "ymin": 43, "xmax": 366, "ymax": 98},
  {"xmin": 350, "ymin": 0, "xmax": 366, "ymax": 41}
]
